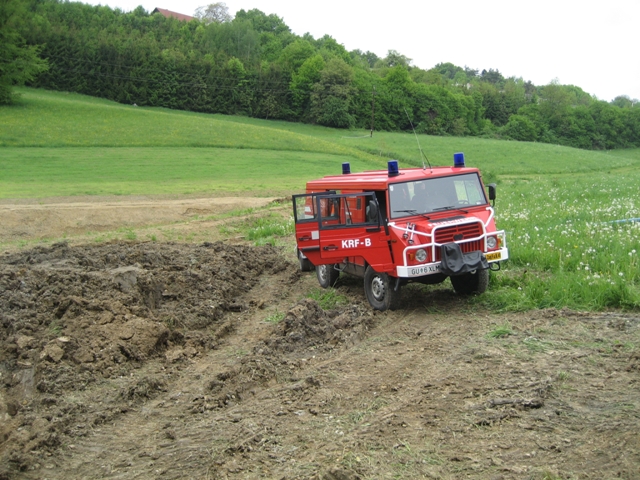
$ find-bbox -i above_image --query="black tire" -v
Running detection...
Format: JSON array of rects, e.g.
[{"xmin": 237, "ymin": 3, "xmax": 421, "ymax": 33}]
[
  {"xmin": 364, "ymin": 266, "xmax": 401, "ymax": 311},
  {"xmin": 316, "ymin": 264, "xmax": 340, "ymax": 288},
  {"xmin": 297, "ymin": 248, "xmax": 314, "ymax": 272},
  {"xmin": 450, "ymin": 268, "xmax": 489, "ymax": 295}
]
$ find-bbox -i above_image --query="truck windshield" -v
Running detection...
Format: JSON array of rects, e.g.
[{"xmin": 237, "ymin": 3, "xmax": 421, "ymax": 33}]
[{"xmin": 389, "ymin": 173, "xmax": 488, "ymax": 219}]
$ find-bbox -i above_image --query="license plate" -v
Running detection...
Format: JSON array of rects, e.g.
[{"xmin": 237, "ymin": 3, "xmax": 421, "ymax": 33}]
[
  {"xmin": 485, "ymin": 251, "xmax": 501, "ymax": 261},
  {"xmin": 410, "ymin": 264, "xmax": 440, "ymax": 276}
]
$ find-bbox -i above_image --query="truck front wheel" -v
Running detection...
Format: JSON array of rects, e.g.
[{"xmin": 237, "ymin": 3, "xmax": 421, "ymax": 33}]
[
  {"xmin": 450, "ymin": 269, "xmax": 489, "ymax": 295},
  {"xmin": 317, "ymin": 264, "xmax": 340, "ymax": 288},
  {"xmin": 364, "ymin": 266, "xmax": 400, "ymax": 311}
]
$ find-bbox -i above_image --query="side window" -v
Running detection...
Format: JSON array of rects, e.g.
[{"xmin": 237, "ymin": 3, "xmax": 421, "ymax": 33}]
[
  {"xmin": 293, "ymin": 191, "xmax": 341, "ymax": 224},
  {"xmin": 319, "ymin": 197, "xmax": 339, "ymax": 220},
  {"xmin": 318, "ymin": 193, "xmax": 379, "ymax": 229},
  {"xmin": 374, "ymin": 191, "xmax": 387, "ymax": 221},
  {"xmin": 293, "ymin": 194, "xmax": 317, "ymax": 222}
]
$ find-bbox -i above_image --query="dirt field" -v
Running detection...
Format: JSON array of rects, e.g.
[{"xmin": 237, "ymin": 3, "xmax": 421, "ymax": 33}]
[
  {"xmin": 1, "ymin": 197, "xmax": 639, "ymax": 480},
  {"xmin": 0, "ymin": 196, "xmax": 278, "ymax": 244}
]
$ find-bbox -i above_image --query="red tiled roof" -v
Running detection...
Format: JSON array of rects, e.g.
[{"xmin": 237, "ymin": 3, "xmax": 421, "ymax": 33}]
[{"xmin": 152, "ymin": 8, "xmax": 194, "ymax": 22}]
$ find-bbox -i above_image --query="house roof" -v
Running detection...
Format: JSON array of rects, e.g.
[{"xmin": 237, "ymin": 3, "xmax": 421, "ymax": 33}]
[{"xmin": 152, "ymin": 8, "xmax": 195, "ymax": 22}]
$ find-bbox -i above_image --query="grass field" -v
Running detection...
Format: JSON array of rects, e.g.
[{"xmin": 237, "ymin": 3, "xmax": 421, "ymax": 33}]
[
  {"xmin": 0, "ymin": 147, "xmax": 368, "ymax": 197},
  {"xmin": 1, "ymin": 87, "xmax": 639, "ymax": 311},
  {"xmin": 0, "ymin": 88, "xmax": 383, "ymax": 197}
]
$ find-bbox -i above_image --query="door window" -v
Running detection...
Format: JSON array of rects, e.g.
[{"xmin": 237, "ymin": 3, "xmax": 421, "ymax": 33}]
[{"xmin": 317, "ymin": 193, "xmax": 379, "ymax": 229}]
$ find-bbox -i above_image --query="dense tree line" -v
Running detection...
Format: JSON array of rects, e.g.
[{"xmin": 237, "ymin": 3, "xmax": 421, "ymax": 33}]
[{"xmin": 11, "ymin": 0, "xmax": 640, "ymax": 149}]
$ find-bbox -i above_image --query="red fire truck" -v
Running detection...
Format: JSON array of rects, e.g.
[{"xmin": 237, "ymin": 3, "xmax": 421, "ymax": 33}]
[{"xmin": 292, "ymin": 153, "xmax": 509, "ymax": 310}]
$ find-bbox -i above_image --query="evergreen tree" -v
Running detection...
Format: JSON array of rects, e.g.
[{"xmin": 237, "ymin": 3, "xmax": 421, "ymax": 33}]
[{"xmin": 0, "ymin": 0, "xmax": 48, "ymax": 104}]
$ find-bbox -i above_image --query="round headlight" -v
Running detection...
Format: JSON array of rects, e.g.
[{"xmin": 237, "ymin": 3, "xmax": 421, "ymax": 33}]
[
  {"xmin": 415, "ymin": 249, "xmax": 427, "ymax": 263},
  {"xmin": 487, "ymin": 236, "xmax": 497, "ymax": 249}
]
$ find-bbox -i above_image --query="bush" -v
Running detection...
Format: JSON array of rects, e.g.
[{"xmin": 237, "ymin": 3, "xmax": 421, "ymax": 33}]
[{"xmin": 501, "ymin": 115, "xmax": 538, "ymax": 141}]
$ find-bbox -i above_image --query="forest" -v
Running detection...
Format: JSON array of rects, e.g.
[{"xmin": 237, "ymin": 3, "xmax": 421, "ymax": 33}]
[{"xmin": 6, "ymin": 0, "xmax": 640, "ymax": 150}]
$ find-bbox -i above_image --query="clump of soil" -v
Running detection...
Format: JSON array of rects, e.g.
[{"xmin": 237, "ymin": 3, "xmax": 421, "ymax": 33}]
[{"xmin": 261, "ymin": 298, "xmax": 375, "ymax": 353}]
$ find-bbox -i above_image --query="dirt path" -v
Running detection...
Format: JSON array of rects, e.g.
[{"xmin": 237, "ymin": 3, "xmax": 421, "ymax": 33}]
[
  {"xmin": 0, "ymin": 196, "xmax": 277, "ymax": 243},
  {"xmin": 1, "ymin": 197, "xmax": 639, "ymax": 479}
]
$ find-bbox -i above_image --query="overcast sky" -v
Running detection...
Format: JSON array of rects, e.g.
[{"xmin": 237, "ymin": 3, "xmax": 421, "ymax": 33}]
[{"xmin": 81, "ymin": 0, "xmax": 640, "ymax": 102}]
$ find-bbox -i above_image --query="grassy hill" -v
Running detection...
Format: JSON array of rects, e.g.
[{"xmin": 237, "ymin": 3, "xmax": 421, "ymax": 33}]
[
  {"xmin": 1, "ymin": 88, "xmax": 638, "ymax": 198},
  {"xmin": 0, "ymin": 89, "xmax": 382, "ymax": 197}
]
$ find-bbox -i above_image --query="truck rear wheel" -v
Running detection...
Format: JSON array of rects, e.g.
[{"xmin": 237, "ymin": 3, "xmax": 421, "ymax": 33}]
[
  {"xmin": 364, "ymin": 266, "xmax": 400, "ymax": 311},
  {"xmin": 297, "ymin": 248, "xmax": 314, "ymax": 272},
  {"xmin": 317, "ymin": 264, "xmax": 340, "ymax": 288},
  {"xmin": 450, "ymin": 269, "xmax": 489, "ymax": 295}
]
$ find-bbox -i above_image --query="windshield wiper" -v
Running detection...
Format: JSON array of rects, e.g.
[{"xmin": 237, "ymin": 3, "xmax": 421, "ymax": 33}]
[
  {"xmin": 394, "ymin": 209, "xmax": 432, "ymax": 220},
  {"xmin": 431, "ymin": 205, "xmax": 454, "ymax": 211},
  {"xmin": 394, "ymin": 209, "xmax": 417, "ymax": 214},
  {"xmin": 432, "ymin": 205, "xmax": 470, "ymax": 214}
]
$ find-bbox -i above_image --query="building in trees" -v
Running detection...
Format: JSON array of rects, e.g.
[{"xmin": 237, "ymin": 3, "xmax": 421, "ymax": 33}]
[{"xmin": 151, "ymin": 8, "xmax": 194, "ymax": 22}]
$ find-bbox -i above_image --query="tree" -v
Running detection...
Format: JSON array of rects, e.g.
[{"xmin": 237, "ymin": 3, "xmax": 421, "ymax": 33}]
[
  {"xmin": 0, "ymin": 0, "xmax": 48, "ymax": 104},
  {"xmin": 194, "ymin": 2, "xmax": 232, "ymax": 25},
  {"xmin": 410, "ymin": 68, "xmax": 440, "ymax": 85},
  {"xmin": 477, "ymin": 82, "xmax": 509, "ymax": 126},
  {"xmin": 538, "ymin": 80, "xmax": 573, "ymax": 122},
  {"xmin": 376, "ymin": 50, "xmax": 411, "ymax": 68},
  {"xmin": 611, "ymin": 95, "xmax": 635, "ymax": 109},
  {"xmin": 480, "ymin": 68, "xmax": 504, "ymax": 87},
  {"xmin": 277, "ymin": 39, "xmax": 315, "ymax": 74},
  {"xmin": 379, "ymin": 65, "xmax": 413, "ymax": 129},
  {"xmin": 254, "ymin": 62, "xmax": 289, "ymax": 120},
  {"xmin": 464, "ymin": 66, "xmax": 478, "ymax": 78},
  {"xmin": 350, "ymin": 50, "xmax": 378, "ymax": 68},
  {"xmin": 290, "ymin": 54, "xmax": 325, "ymax": 119},
  {"xmin": 235, "ymin": 9, "xmax": 290, "ymax": 35},
  {"xmin": 434, "ymin": 62, "xmax": 463, "ymax": 80},
  {"xmin": 501, "ymin": 115, "xmax": 538, "ymax": 141},
  {"xmin": 223, "ymin": 57, "xmax": 251, "ymax": 114},
  {"xmin": 502, "ymin": 77, "xmax": 527, "ymax": 116},
  {"xmin": 310, "ymin": 58, "xmax": 355, "ymax": 128},
  {"xmin": 315, "ymin": 35, "xmax": 350, "ymax": 63}
]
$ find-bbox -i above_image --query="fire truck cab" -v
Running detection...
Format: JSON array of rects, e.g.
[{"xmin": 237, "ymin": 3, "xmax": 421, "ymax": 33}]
[{"xmin": 292, "ymin": 154, "xmax": 509, "ymax": 310}]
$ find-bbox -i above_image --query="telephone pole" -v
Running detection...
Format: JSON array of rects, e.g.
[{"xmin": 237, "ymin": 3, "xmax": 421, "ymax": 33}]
[{"xmin": 370, "ymin": 86, "xmax": 376, "ymax": 137}]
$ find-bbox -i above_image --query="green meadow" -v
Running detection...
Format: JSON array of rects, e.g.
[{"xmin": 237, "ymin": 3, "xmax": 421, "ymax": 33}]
[
  {"xmin": 0, "ymin": 147, "xmax": 369, "ymax": 197},
  {"xmin": 1, "ymin": 88, "xmax": 639, "ymax": 310}
]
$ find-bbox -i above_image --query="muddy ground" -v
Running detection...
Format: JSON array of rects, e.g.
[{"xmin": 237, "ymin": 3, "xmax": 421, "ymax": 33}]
[{"xmin": 1, "ymin": 197, "xmax": 639, "ymax": 479}]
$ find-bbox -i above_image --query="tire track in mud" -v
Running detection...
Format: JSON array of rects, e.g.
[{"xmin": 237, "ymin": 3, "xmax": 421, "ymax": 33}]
[{"xmin": 40, "ymin": 297, "xmax": 379, "ymax": 479}]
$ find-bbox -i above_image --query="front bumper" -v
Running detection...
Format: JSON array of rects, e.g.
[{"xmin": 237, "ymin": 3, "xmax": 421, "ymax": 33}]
[{"xmin": 396, "ymin": 247, "xmax": 509, "ymax": 278}]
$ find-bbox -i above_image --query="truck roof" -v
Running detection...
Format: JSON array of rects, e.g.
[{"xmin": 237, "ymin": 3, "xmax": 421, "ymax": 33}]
[{"xmin": 306, "ymin": 165, "xmax": 481, "ymax": 191}]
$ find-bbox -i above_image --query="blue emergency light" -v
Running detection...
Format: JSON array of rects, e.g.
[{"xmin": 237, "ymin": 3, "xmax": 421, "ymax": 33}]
[
  {"xmin": 388, "ymin": 160, "xmax": 399, "ymax": 177},
  {"xmin": 453, "ymin": 152, "xmax": 465, "ymax": 167},
  {"xmin": 342, "ymin": 162, "xmax": 351, "ymax": 174}
]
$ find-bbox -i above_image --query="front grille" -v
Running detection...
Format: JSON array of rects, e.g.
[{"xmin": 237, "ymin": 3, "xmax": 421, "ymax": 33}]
[{"xmin": 434, "ymin": 222, "xmax": 484, "ymax": 261}]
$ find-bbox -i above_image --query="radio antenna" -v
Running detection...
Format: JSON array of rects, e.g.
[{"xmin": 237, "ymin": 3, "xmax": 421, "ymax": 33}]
[{"xmin": 404, "ymin": 107, "xmax": 432, "ymax": 172}]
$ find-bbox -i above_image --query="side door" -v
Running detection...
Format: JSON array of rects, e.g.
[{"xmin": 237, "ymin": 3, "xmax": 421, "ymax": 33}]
[
  {"xmin": 317, "ymin": 193, "xmax": 394, "ymax": 271},
  {"xmin": 293, "ymin": 193, "xmax": 336, "ymax": 266}
]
